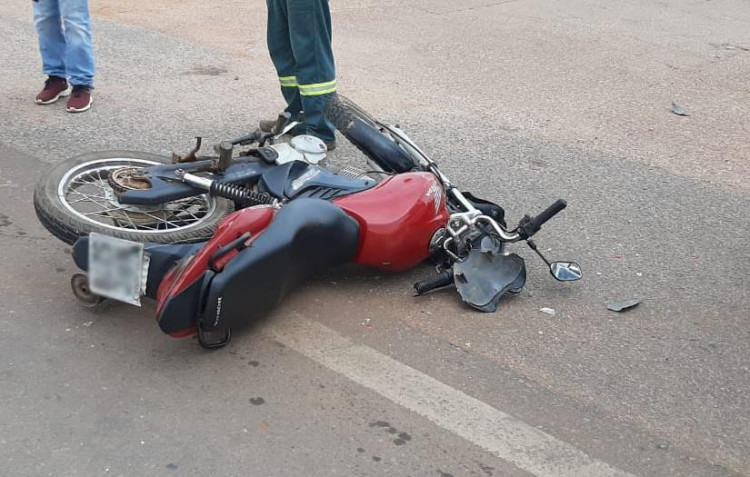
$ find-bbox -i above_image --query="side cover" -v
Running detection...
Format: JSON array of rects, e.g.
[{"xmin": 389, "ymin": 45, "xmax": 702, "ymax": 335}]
[
  {"xmin": 259, "ymin": 161, "xmax": 376, "ymax": 200},
  {"xmin": 200, "ymin": 198, "xmax": 360, "ymax": 332}
]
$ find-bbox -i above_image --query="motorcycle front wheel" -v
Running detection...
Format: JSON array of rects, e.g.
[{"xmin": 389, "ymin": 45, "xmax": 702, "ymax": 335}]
[
  {"xmin": 326, "ymin": 95, "xmax": 424, "ymax": 173},
  {"xmin": 34, "ymin": 150, "xmax": 233, "ymax": 245}
]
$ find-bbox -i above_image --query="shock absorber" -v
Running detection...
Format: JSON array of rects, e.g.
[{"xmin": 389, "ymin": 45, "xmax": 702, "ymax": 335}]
[
  {"xmin": 209, "ymin": 182, "xmax": 276, "ymax": 206},
  {"xmin": 174, "ymin": 169, "xmax": 276, "ymax": 206}
]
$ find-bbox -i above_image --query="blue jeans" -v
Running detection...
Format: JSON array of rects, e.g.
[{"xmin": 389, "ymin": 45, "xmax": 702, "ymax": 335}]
[{"xmin": 33, "ymin": 0, "xmax": 95, "ymax": 88}]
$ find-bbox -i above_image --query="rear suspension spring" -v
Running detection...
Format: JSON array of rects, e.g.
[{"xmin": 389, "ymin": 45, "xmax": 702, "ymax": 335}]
[{"xmin": 210, "ymin": 182, "xmax": 275, "ymax": 206}]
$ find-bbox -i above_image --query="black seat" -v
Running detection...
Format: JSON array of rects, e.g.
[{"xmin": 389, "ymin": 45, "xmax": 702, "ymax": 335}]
[{"xmin": 199, "ymin": 198, "xmax": 360, "ymax": 332}]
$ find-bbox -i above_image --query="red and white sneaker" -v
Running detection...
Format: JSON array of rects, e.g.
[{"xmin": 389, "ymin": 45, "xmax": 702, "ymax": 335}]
[
  {"xmin": 35, "ymin": 76, "xmax": 70, "ymax": 105},
  {"xmin": 66, "ymin": 86, "xmax": 93, "ymax": 113}
]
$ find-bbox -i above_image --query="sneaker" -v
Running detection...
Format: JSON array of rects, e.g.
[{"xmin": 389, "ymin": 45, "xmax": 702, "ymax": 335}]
[
  {"xmin": 66, "ymin": 86, "xmax": 92, "ymax": 113},
  {"xmin": 35, "ymin": 76, "xmax": 70, "ymax": 105}
]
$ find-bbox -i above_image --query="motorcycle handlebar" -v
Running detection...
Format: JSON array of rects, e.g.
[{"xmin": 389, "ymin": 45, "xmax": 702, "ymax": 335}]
[
  {"xmin": 413, "ymin": 270, "xmax": 454, "ymax": 296},
  {"xmin": 530, "ymin": 199, "xmax": 567, "ymax": 231},
  {"xmin": 518, "ymin": 199, "xmax": 567, "ymax": 239}
]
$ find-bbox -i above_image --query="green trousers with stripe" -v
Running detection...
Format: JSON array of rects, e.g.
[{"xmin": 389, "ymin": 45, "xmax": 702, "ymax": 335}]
[{"xmin": 266, "ymin": 0, "xmax": 336, "ymax": 143}]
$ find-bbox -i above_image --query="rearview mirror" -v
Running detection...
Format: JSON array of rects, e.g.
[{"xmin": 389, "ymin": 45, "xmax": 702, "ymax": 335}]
[{"xmin": 550, "ymin": 262, "xmax": 582, "ymax": 282}]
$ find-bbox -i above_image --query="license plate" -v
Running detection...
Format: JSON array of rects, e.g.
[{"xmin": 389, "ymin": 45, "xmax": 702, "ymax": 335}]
[{"xmin": 88, "ymin": 233, "xmax": 150, "ymax": 306}]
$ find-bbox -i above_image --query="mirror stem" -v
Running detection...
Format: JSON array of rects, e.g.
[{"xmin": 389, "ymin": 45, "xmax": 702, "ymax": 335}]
[{"xmin": 526, "ymin": 239, "xmax": 551, "ymax": 266}]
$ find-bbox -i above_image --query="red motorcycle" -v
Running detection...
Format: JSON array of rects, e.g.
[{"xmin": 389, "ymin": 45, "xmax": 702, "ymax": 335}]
[{"xmin": 34, "ymin": 96, "xmax": 582, "ymax": 348}]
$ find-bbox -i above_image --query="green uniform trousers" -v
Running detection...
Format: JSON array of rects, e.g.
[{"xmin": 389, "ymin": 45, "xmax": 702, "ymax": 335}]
[{"xmin": 266, "ymin": 0, "xmax": 336, "ymax": 143}]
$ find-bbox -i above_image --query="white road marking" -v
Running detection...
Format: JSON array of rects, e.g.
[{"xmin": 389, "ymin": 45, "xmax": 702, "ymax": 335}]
[{"xmin": 267, "ymin": 314, "xmax": 636, "ymax": 477}]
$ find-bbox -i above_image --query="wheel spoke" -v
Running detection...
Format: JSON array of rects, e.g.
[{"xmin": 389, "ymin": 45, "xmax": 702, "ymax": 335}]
[
  {"xmin": 71, "ymin": 177, "xmax": 109, "ymax": 192},
  {"xmin": 67, "ymin": 190, "xmax": 111, "ymax": 208}
]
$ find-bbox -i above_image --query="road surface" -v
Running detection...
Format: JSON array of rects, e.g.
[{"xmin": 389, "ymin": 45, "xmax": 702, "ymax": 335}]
[{"xmin": 0, "ymin": 1, "xmax": 748, "ymax": 475}]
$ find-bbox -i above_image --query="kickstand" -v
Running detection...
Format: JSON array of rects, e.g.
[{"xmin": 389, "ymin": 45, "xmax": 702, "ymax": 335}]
[{"xmin": 197, "ymin": 326, "xmax": 232, "ymax": 350}]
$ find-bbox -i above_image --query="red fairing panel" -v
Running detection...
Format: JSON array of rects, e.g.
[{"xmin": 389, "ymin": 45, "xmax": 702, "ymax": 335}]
[
  {"xmin": 335, "ymin": 172, "xmax": 449, "ymax": 272},
  {"xmin": 155, "ymin": 206, "xmax": 277, "ymax": 321}
]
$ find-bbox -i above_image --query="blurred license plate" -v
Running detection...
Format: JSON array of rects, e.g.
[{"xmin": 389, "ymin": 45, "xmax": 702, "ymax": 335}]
[{"xmin": 88, "ymin": 233, "xmax": 150, "ymax": 306}]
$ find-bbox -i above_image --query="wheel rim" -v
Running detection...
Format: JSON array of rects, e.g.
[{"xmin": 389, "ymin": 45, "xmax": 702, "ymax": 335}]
[{"xmin": 57, "ymin": 158, "xmax": 218, "ymax": 235}]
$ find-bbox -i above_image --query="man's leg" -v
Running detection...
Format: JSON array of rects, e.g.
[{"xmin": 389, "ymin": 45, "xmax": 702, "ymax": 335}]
[
  {"xmin": 33, "ymin": 0, "xmax": 66, "ymax": 79},
  {"xmin": 287, "ymin": 0, "xmax": 337, "ymax": 145},
  {"xmin": 266, "ymin": 0, "xmax": 302, "ymax": 118},
  {"xmin": 58, "ymin": 0, "xmax": 95, "ymax": 88}
]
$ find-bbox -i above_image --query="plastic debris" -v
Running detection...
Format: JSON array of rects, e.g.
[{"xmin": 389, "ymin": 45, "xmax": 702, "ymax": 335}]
[
  {"xmin": 540, "ymin": 308, "xmax": 556, "ymax": 316},
  {"xmin": 671, "ymin": 102, "xmax": 690, "ymax": 116},
  {"xmin": 655, "ymin": 439, "xmax": 670, "ymax": 450},
  {"xmin": 608, "ymin": 299, "xmax": 641, "ymax": 312}
]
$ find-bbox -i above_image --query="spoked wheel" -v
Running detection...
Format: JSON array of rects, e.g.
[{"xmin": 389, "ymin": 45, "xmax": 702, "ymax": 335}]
[
  {"xmin": 331, "ymin": 95, "xmax": 381, "ymax": 130},
  {"xmin": 326, "ymin": 95, "xmax": 424, "ymax": 173},
  {"xmin": 34, "ymin": 151, "xmax": 233, "ymax": 245}
]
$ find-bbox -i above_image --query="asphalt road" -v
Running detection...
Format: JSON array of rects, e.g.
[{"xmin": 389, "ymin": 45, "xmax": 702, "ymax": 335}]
[{"xmin": 0, "ymin": 1, "xmax": 749, "ymax": 476}]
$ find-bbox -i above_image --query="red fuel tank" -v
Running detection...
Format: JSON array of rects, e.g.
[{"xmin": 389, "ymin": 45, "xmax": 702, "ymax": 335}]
[{"xmin": 335, "ymin": 172, "xmax": 449, "ymax": 272}]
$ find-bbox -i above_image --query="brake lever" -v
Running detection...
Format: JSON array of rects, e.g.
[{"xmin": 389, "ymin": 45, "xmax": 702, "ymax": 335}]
[{"xmin": 228, "ymin": 130, "xmax": 262, "ymax": 146}]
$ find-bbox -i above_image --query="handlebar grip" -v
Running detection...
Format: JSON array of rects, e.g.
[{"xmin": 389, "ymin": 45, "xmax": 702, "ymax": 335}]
[
  {"xmin": 414, "ymin": 270, "xmax": 454, "ymax": 296},
  {"xmin": 530, "ymin": 199, "xmax": 567, "ymax": 230}
]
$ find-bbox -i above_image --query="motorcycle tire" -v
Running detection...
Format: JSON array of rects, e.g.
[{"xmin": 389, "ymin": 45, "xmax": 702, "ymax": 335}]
[
  {"xmin": 34, "ymin": 150, "xmax": 233, "ymax": 245},
  {"xmin": 326, "ymin": 95, "xmax": 423, "ymax": 173}
]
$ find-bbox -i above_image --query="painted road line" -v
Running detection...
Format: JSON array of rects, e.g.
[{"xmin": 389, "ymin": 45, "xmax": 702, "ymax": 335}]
[{"xmin": 267, "ymin": 314, "xmax": 636, "ymax": 477}]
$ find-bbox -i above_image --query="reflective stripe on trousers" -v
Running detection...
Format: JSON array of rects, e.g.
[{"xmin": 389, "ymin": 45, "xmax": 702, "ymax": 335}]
[{"xmin": 299, "ymin": 80, "xmax": 337, "ymax": 96}]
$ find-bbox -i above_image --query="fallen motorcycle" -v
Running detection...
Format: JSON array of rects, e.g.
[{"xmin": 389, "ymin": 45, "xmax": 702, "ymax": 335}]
[{"xmin": 34, "ymin": 95, "xmax": 582, "ymax": 348}]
